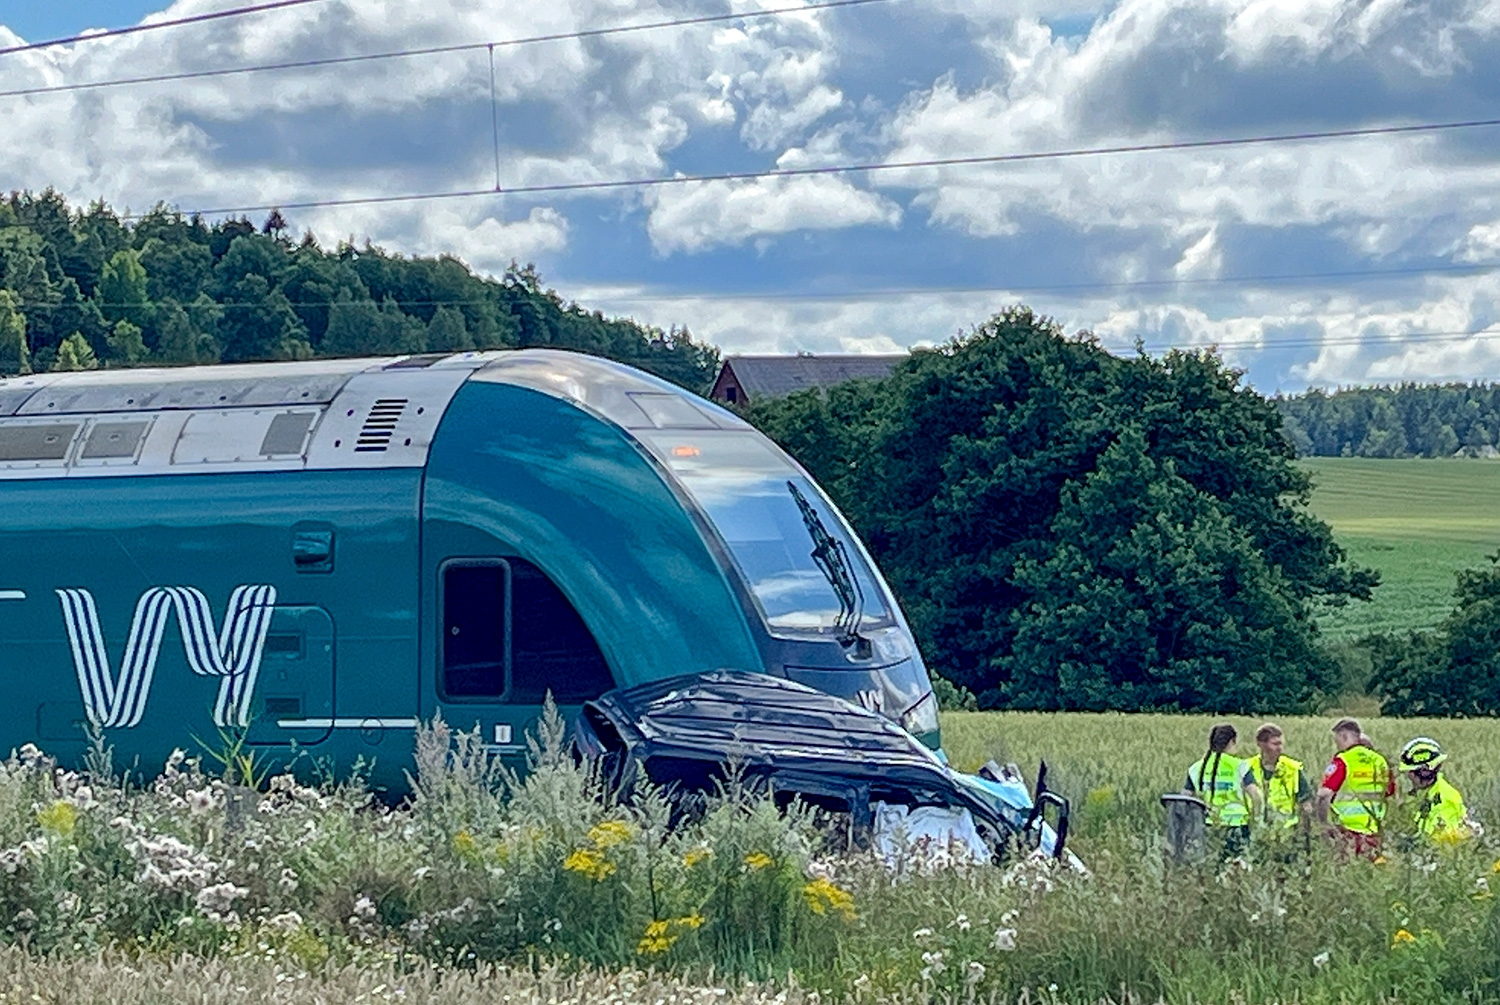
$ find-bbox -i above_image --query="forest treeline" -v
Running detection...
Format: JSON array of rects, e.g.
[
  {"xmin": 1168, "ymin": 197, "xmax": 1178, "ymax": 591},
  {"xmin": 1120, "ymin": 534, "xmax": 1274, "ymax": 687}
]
[
  {"xmin": 1276, "ymin": 383, "xmax": 1500, "ymax": 457},
  {"xmin": 0, "ymin": 190, "xmax": 718, "ymax": 388}
]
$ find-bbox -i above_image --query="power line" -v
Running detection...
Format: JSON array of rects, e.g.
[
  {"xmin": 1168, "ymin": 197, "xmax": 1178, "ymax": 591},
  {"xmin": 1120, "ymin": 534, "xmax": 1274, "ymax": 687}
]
[
  {"xmin": 0, "ymin": 0, "xmax": 906, "ymax": 100},
  {"xmin": 1132, "ymin": 327, "xmax": 1500, "ymax": 354},
  {"xmin": 157, "ymin": 115, "xmax": 1500, "ymax": 219},
  {"xmin": 0, "ymin": 0, "xmax": 335, "ymax": 58},
  {"xmin": 587, "ymin": 262, "xmax": 1500, "ymax": 304}
]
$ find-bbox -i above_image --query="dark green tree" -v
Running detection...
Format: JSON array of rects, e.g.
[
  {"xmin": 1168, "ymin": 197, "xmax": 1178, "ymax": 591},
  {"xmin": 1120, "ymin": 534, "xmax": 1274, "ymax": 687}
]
[
  {"xmin": 1372, "ymin": 557, "xmax": 1500, "ymax": 716},
  {"xmin": 0, "ymin": 290, "xmax": 31, "ymax": 375},
  {"xmin": 750, "ymin": 308, "xmax": 1374, "ymax": 712}
]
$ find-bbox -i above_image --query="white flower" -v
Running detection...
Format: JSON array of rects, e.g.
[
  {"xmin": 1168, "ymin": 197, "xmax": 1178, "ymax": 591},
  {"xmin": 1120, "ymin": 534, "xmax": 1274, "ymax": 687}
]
[
  {"xmin": 920, "ymin": 951, "xmax": 945, "ymax": 973},
  {"xmin": 993, "ymin": 928, "xmax": 1017, "ymax": 952},
  {"xmin": 911, "ymin": 927, "xmax": 934, "ymax": 941},
  {"xmin": 949, "ymin": 913, "xmax": 971, "ymax": 932},
  {"xmin": 966, "ymin": 961, "xmax": 986, "ymax": 983},
  {"xmin": 194, "ymin": 882, "xmax": 247, "ymax": 914},
  {"xmin": 277, "ymin": 868, "xmax": 299, "ymax": 894},
  {"xmin": 1312, "ymin": 951, "xmax": 1331, "ymax": 969},
  {"xmin": 164, "ymin": 748, "xmax": 186, "ymax": 778},
  {"xmin": 267, "ymin": 911, "xmax": 304, "ymax": 933}
]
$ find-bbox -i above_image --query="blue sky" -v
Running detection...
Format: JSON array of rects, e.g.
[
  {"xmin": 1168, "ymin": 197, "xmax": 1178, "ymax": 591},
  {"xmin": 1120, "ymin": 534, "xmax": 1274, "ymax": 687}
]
[
  {"xmin": 3, "ymin": 0, "xmax": 1500, "ymax": 391},
  {"xmin": 0, "ymin": 2, "xmax": 162, "ymax": 42}
]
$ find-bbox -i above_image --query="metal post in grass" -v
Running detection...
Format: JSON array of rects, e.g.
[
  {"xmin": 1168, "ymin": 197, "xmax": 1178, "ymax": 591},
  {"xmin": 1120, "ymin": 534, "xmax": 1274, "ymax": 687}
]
[{"xmin": 1161, "ymin": 793, "xmax": 1208, "ymax": 864}]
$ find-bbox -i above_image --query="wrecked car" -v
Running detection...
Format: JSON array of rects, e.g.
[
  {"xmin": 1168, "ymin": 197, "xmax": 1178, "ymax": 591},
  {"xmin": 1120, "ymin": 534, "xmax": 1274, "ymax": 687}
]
[{"xmin": 573, "ymin": 671, "xmax": 1072, "ymax": 865}]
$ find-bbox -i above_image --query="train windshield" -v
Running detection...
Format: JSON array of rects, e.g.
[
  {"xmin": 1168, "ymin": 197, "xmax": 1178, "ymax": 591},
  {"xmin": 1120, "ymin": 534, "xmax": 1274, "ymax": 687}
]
[{"xmin": 640, "ymin": 431, "xmax": 894, "ymax": 635}]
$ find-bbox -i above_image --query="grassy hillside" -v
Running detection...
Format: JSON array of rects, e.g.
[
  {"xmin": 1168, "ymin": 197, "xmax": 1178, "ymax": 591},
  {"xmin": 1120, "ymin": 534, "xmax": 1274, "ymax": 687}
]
[{"xmin": 1301, "ymin": 458, "xmax": 1500, "ymax": 638}]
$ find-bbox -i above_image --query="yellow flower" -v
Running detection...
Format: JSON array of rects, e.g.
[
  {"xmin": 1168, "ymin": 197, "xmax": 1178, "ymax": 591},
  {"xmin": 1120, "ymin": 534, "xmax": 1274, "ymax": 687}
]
[
  {"xmin": 1490, "ymin": 858, "xmax": 1500, "ymax": 874},
  {"xmin": 1391, "ymin": 928, "xmax": 1417, "ymax": 948},
  {"xmin": 589, "ymin": 820, "xmax": 635, "ymax": 849},
  {"xmin": 802, "ymin": 877, "xmax": 856, "ymax": 921},
  {"xmin": 36, "ymin": 800, "xmax": 77, "ymax": 838},
  {"xmin": 563, "ymin": 848, "xmax": 617, "ymax": 881},
  {"xmin": 676, "ymin": 913, "xmax": 706, "ymax": 930},
  {"xmin": 452, "ymin": 830, "xmax": 478, "ymax": 859},
  {"xmin": 637, "ymin": 919, "xmax": 678, "ymax": 955},
  {"xmin": 743, "ymin": 851, "xmax": 774, "ymax": 871},
  {"xmin": 683, "ymin": 846, "xmax": 711, "ymax": 868}
]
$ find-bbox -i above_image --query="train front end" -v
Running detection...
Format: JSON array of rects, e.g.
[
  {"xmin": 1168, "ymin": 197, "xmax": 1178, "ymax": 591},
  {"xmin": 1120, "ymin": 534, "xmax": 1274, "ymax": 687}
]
[{"xmin": 478, "ymin": 352, "xmax": 940, "ymax": 749}]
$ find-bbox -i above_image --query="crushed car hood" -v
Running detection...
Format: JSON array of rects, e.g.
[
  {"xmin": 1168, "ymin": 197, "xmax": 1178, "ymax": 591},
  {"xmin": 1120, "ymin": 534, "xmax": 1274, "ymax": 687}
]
[{"xmin": 575, "ymin": 671, "xmax": 1070, "ymax": 862}]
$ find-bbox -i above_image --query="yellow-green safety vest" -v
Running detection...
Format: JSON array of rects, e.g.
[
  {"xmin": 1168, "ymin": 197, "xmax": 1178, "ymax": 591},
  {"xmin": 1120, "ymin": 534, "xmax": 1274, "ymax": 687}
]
[
  {"xmin": 1188, "ymin": 753, "xmax": 1251, "ymax": 828},
  {"xmin": 1246, "ymin": 755, "xmax": 1304, "ymax": 827},
  {"xmin": 1329, "ymin": 745, "xmax": 1390, "ymax": 836},
  {"xmin": 1413, "ymin": 776, "xmax": 1471, "ymax": 842}
]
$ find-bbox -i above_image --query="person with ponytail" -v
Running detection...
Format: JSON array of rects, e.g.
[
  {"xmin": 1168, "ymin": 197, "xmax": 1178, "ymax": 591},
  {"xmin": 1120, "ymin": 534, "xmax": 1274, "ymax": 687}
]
[{"xmin": 1184, "ymin": 723, "xmax": 1260, "ymax": 853}]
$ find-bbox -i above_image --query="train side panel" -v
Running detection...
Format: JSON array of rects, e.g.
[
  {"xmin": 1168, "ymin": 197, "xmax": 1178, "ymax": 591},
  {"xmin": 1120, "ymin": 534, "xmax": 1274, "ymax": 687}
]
[{"xmin": 0, "ymin": 469, "xmax": 420, "ymax": 783}]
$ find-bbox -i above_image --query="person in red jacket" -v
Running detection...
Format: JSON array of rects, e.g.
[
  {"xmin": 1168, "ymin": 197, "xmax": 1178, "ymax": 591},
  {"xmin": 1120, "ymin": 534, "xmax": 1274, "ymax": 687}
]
[{"xmin": 1316, "ymin": 719, "xmax": 1395, "ymax": 859}]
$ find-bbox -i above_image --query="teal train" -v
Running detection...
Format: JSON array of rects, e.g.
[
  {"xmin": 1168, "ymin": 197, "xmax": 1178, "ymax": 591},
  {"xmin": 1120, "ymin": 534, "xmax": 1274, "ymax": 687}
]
[{"xmin": 0, "ymin": 350, "xmax": 938, "ymax": 791}]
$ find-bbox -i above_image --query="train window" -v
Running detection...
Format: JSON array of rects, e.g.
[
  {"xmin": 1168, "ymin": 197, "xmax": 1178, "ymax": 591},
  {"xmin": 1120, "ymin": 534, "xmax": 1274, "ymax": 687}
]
[
  {"xmin": 440, "ymin": 558, "xmax": 613, "ymax": 703},
  {"xmin": 508, "ymin": 558, "xmax": 614, "ymax": 703},
  {"xmin": 441, "ymin": 562, "xmax": 509, "ymax": 698}
]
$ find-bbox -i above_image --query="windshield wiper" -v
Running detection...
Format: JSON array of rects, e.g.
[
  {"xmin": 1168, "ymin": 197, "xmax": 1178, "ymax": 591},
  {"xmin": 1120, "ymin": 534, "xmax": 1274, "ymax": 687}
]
[{"xmin": 786, "ymin": 481, "xmax": 870, "ymax": 656}]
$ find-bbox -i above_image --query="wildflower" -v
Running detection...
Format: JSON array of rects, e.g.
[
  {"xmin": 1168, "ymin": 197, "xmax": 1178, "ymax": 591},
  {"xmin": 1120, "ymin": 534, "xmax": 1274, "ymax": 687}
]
[
  {"xmin": 637, "ymin": 919, "xmax": 678, "ymax": 956},
  {"xmin": 966, "ymin": 961, "xmax": 987, "ymax": 983},
  {"xmin": 278, "ymin": 868, "xmax": 300, "ymax": 894},
  {"xmin": 68, "ymin": 785, "xmax": 94, "ymax": 810},
  {"xmin": 562, "ymin": 848, "xmax": 616, "ymax": 881},
  {"xmin": 588, "ymin": 820, "xmax": 634, "ymax": 849},
  {"xmin": 267, "ymin": 911, "xmax": 304, "ymax": 933},
  {"xmin": 452, "ymin": 830, "xmax": 478, "ymax": 859},
  {"xmin": 1392, "ymin": 928, "xmax": 1417, "ymax": 948},
  {"xmin": 950, "ymin": 913, "xmax": 971, "ymax": 932},
  {"xmin": 185, "ymin": 788, "xmax": 217, "ymax": 814},
  {"xmin": 1476, "ymin": 876, "xmax": 1493, "ymax": 900},
  {"xmin": 196, "ymin": 882, "xmax": 248, "ymax": 914},
  {"xmin": 1491, "ymin": 858, "xmax": 1500, "ymax": 874},
  {"xmin": 683, "ymin": 846, "xmax": 711, "ymax": 868},
  {"xmin": 1312, "ymin": 951, "xmax": 1331, "ymax": 969},
  {"xmin": 16, "ymin": 743, "xmax": 45, "ymax": 770},
  {"xmin": 802, "ymin": 877, "xmax": 856, "ymax": 920},
  {"xmin": 743, "ymin": 851, "xmax": 773, "ymax": 871},
  {"xmin": 993, "ymin": 928, "xmax": 1017, "ymax": 952},
  {"xmin": 676, "ymin": 913, "xmax": 706, "ymax": 930},
  {"xmin": 920, "ymin": 950, "xmax": 945, "ymax": 981},
  {"xmin": 911, "ymin": 927, "xmax": 934, "ymax": 941},
  {"xmin": 36, "ymin": 800, "xmax": 77, "ymax": 837}
]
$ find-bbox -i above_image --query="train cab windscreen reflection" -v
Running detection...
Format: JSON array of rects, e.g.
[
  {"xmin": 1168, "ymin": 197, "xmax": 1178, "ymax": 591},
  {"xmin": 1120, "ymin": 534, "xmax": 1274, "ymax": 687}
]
[{"xmin": 641, "ymin": 432, "xmax": 893, "ymax": 635}]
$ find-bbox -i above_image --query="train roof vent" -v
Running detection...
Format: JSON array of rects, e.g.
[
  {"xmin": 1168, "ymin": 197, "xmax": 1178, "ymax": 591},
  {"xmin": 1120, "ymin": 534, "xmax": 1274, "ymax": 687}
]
[{"xmin": 354, "ymin": 398, "xmax": 407, "ymax": 452}]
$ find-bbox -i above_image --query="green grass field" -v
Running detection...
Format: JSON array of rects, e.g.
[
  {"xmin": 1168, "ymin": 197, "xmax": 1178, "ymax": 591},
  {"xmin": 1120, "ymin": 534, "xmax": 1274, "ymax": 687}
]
[{"xmin": 1302, "ymin": 458, "xmax": 1500, "ymax": 639}]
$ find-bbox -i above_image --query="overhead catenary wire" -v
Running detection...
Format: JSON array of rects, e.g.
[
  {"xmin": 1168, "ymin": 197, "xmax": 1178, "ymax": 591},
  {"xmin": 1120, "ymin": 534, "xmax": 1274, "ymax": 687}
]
[
  {"xmin": 0, "ymin": 0, "xmax": 335, "ymax": 58},
  {"xmin": 0, "ymin": 0, "xmax": 908, "ymax": 100},
  {"xmin": 1131, "ymin": 326, "xmax": 1500, "ymax": 354},
  {"xmin": 157, "ymin": 115, "xmax": 1500, "ymax": 219}
]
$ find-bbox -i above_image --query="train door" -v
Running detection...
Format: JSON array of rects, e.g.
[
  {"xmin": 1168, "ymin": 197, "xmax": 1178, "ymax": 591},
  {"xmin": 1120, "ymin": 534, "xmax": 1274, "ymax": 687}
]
[
  {"xmin": 246, "ymin": 605, "xmax": 335, "ymax": 746},
  {"xmin": 433, "ymin": 555, "xmax": 615, "ymax": 764}
]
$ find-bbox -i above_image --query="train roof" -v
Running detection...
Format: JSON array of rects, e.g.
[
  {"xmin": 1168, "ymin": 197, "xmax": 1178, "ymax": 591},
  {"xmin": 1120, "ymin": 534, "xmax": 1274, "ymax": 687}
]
[{"xmin": 0, "ymin": 350, "xmax": 745, "ymax": 480}]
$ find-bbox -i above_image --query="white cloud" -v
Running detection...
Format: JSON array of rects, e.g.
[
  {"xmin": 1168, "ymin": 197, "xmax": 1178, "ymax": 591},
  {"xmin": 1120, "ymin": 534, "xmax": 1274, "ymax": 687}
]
[{"xmin": 645, "ymin": 175, "xmax": 899, "ymax": 253}]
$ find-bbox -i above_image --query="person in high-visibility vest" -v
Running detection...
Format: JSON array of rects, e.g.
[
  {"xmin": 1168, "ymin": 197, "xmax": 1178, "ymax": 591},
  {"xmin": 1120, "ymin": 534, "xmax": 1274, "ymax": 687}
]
[
  {"xmin": 1315, "ymin": 717, "xmax": 1393, "ymax": 859},
  {"xmin": 1244, "ymin": 722, "xmax": 1312, "ymax": 829},
  {"xmin": 1185, "ymin": 722, "xmax": 1260, "ymax": 853},
  {"xmin": 1397, "ymin": 737, "xmax": 1481, "ymax": 844}
]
